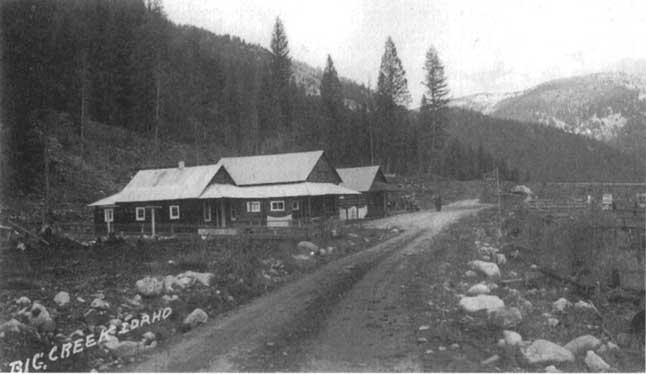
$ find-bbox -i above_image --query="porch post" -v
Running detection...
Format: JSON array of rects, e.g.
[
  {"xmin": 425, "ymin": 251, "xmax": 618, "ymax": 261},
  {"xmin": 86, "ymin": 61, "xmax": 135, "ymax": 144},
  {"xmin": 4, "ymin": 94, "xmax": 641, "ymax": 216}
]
[{"xmin": 151, "ymin": 208, "xmax": 156, "ymax": 237}]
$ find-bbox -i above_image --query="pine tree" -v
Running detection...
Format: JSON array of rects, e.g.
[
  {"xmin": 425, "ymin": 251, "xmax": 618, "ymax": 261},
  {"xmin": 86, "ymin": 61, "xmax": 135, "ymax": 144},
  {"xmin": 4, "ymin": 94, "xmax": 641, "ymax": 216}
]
[
  {"xmin": 320, "ymin": 54, "xmax": 344, "ymax": 159},
  {"xmin": 421, "ymin": 46, "xmax": 450, "ymax": 173},
  {"xmin": 270, "ymin": 17, "xmax": 292, "ymax": 129},
  {"xmin": 377, "ymin": 37, "xmax": 411, "ymax": 106},
  {"xmin": 376, "ymin": 36, "xmax": 410, "ymax": 170}
]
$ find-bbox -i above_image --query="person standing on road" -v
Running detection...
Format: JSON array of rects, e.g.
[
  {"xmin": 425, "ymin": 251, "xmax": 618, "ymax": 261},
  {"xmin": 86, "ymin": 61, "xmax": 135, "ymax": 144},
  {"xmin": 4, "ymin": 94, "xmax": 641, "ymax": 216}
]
[{"xmin": 434, "ymin": 194, "xmax": 442, "ymax": 212}]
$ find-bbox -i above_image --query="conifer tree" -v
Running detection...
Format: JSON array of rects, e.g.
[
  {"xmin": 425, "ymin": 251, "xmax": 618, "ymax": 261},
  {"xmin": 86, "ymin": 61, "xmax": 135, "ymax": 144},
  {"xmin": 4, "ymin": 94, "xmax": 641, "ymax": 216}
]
[
  {"xmin": 269, "ymin": 17, "xmax": 292, "ymax": 129},
  {"xmin": 320, "ymin": 54, "xmax": 344, "ymax": 158},
  {"xmin": 421, "ymin": 46, "xmax": 450, "ymax": 173},
  {"xmin": 375, "ymin": 37, "xmax": 410, "ymax": 170}
]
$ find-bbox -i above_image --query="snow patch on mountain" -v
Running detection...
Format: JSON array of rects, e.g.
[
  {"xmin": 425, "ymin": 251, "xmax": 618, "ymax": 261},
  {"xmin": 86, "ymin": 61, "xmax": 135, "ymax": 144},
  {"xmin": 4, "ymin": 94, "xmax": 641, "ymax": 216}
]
[{"xmin": 450, "ymin": 91, "xmax": 522, "ymax": 114}]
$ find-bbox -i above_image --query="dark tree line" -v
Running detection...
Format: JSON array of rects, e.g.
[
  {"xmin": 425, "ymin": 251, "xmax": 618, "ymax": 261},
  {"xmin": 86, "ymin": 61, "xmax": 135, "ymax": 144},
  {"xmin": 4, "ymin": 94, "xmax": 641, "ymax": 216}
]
[{"xmin": 1, "ymin": 0, "xmax": 520, "ymax": 196}]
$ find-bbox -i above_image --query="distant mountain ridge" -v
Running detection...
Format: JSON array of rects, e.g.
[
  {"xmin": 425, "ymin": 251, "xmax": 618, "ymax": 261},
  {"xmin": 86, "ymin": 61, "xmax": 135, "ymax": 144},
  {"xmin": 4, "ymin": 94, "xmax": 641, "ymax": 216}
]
[{"xmin": 450, "ymin": 68, "xmax": 646, "ymax": 163}]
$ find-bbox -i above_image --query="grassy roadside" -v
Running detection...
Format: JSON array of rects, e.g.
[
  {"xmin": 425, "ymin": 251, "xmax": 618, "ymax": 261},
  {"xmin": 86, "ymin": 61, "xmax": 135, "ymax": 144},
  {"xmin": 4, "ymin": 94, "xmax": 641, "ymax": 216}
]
[
  {"xmin": 0, "ymin": 224, "xmax": 396, "ymax": 372},
  {"xmin": 405, "ymin": 207, "xmax": 645, "ymax": 372}
]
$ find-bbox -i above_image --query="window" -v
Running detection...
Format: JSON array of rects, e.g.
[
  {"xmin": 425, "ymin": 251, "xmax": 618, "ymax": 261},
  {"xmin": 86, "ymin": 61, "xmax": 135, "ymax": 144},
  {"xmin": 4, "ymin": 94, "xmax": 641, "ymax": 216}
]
[
  {"xmin": 270, "ymin": 200, "xmax": 285, "ymax": 212},
  {"xmin": 203, "ymin": 203, "xmax": 211, "ymax": 222},
  {"xmin": 169, "ymin": 205, "xmax": 180, "ymax": 220},
  {"xmin": 246, "ymin": 201, "xmax": 261, "ymax": 213},
  {"xmin": 136, "ymin": 207, "xmax": 146, "ymax": 221},
  {"xmin": 291, "ymin": 200, "xmax": 300, "ymax": 211},
  {"xmin": 104, "ymin": 208, "xmax": 114, "ymax": 223}
]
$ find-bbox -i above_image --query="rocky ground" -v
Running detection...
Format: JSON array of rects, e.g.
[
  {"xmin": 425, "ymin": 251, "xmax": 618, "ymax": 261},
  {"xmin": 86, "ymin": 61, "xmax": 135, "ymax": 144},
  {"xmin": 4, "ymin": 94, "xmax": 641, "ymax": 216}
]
[
  {"xmin": 0, "ymin": 223, "xmax": 396, "ymax": 372},
  {"xmin": 407, "ymin": 208, "xmax": 645, "ymax": 372}
]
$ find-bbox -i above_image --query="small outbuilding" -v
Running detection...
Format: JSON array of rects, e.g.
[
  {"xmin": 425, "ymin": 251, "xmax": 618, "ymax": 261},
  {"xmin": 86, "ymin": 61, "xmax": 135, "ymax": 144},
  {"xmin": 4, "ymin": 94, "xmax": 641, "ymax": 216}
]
[{"xmin": 336, "ymin": 165, "xmax": 395, "ymax": 219}]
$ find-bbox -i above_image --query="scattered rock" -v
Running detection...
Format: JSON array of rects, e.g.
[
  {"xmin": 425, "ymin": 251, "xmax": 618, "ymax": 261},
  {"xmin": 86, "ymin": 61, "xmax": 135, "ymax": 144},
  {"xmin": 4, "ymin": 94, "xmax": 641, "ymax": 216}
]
[
  {"xmin": 503, "ymin": 330, "xmax": 522, "ymax": 346},
  {"xmin": 459, "ymin": 295, "xmax": 505, "ymax": 313},
  {"xmin": 163, "ymin": 275, "xmax": 180, "ymax": 292},
  {"xmin": 530, "ymin": 264, "xmax": 538, "ymax": 270},
  {"xmin": 584, "ymin": 350, "xmax": 610, "ymax": 372},
  {"xmin": 0, "ymin": 319, "xmax": 27, "ymax": 337},
  {"xmin": 508, "ymin": 271, "xmax": 518, "ymax": 278},
  {"xmin": 544, "ymin": 365, "xmax": 562, "ymax": 372},
  {"xmin": 54, "ymin": 291, "xmax": 70, "ymax": 307},
  {"xmin": 488, "ymin": 307, "xmax": 523, "ymax": 328},
  {"xmin": 105, "ymin": 339, "xmax": 156, "ymax": 358},
  {"xmin": 76, "ymin": 297, "xmax": 85, "ymax": 303},
  {"xmin": 136, "ymin": 276, "xmax": 164, "ymax": 297},
  {"xmin": 481, "ymin": 354, "xmax": 500, "ymax": 366},
  {"xmin": 15, "ymin": 296, "xmax": 31, "ymax": 306},
  {"xmin": 497, "ymin": 338, "xmax": 507, "ymax": 347},
  {"xmin": 178, "ymin": 271, "xmax": 215, "ymax": 287},
  {"xmin": 183, "ymin": 308, "xmax": 208, "ymax": 329},
  {"xmin": 552, "ymin": 298, "xmax": 572, "ymax": 313},
  {"xmin": 563, "ymin": 335, "xmax": 601, "ymax": 356},
  {"xmin": 495, "ymin": 253, "xmax": 507, "ymax": 266},
  {"xmin": 91, "ymin": 298, "xmax": 110, "ymax": 310},
  {"xmin": 418, "ymin": 325, "xmax": 430, "ymax": 331},
  {"xmin": 162, "ymin": 295, "xmax": 179, "ymax": 304},
  {"xmin": 417, "ymin": 337, "xmax": 428, "ymax": 343},
  {"xmin": 141, "ymin": 331, "xmax": 155, "ymax": 342},
  {"xmin": 520, "ymin": 339, "xmax": 575, "ymax": 365},
  {"xmin": 297, "ymin": 241, "xmax": 319, "ymax": 253},
  {"xmin": 21, "ymin": 303, "xmax": 55, "ymax": 332},
  {"xmin": 574, "ymin": 300, "xmax": 597, "ymax": 313},
  {"xmin": 465, "ymin": 270, "xmax": 477, "ymax": 278},
  {"xmin": 438, "ymin": 345, "xmax": 446, "ymax": 351},
  {"xmin": 468, "ymin": 260, "xmax": 501, "ymax": 278},
  {"xmin": 547, "ymin": 318, "xmax": 560, "ymax": 328},
  {"xmin": 467, "ymin": 283, "xmax": 491, "ymax": 296},
  {"xmin": 450, "ymin": 343, "xmax": 460, "ymax": 349},
  {"xmin": 126, "ymin": 294, "xmax": 143, "ymax": 308}
]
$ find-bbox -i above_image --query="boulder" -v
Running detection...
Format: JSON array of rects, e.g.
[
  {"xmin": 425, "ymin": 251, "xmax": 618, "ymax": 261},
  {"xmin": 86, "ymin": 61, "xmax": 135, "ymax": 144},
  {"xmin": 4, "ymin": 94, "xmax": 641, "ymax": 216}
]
[
  {"xmin": 297, "ymin": 241, "xmax": 319, "ymax": 253},
  {"xmin": 468, "ymin": 260, "xmax": 501, "ymax": 278},
  {"xmin": 183, "ymin": 308, "xmax": 208, "ymax": 329},
  {"xmin": 547, "ymin": 318, "xmax": 560, "ymax": 328},
  {"xmin": 544, "ymin": 365, "xmax": 562, "ymax": 372},
  {"xmin": 616, "ymin": 332, "xmax": 632, "ymax": 347},
  {"xmin": 126, "ymin": 294, "xmax": 143, "ymax": 308},
  {"xmin": 178, "ymin": 271, "xmax": 215, "ymax": 287},
  {"xmin": 495, "ymin": 253, "xmax": 507, "ymax": 266},
  {"xmin": 54, "ymin": 291, "xmax": 71, "ymax": 307},
  {"xmin": 584, "ymin": 350, "xmax": 610, "ymax": 372},
  {"xmin": 563, "ymin": 335, "xmax": 601, "ymax": 356},
  {"xmin": 105, "ymin": 339, "xmax": 156, "ymax": 358},
  {"xmin": 488, "ymin": 307, "xmax": 523, "ymax": 328},
  {"xmin": 15, "ymin": 296, "xmax": 31, "ymax": 306},
  {"xmin": 0, "ymin": 319, "xmax": 28, "ymax": 337},
  {"xmin": 22, "ymin": 303, "xmax": 55, "ymax": 332},
  {"xmin": 162, "ymin": 295, "xmax": 179, "ymax": 304},
  {"xmin": 503, "ymin": 330, "xmax": 522, "ymax": 346},
  {"xmin": 520, "ymin": 339, "xmax": 575, "ymax": 365},
  {"xmin": 467, "ymin": 283, "xmax": 491, "ymax": 296},
  {"xmin": 465, "ymin": 270, "xmax": 478, "ymax": 278},
  {"xmin": 552, "ymin": 298, "xmax": 572, "ymax": 313},
  {"xmin": 459, "ymin": 295, "xmax": 504, "ymax": 313},
  {"xmin": 141, "ymin": 331, "xmax": 155, "ymax": 343},
  {"xmin": 91, "ymin": 298, "xmax": 110, "ymax": 310},
  {"xmin": 136, "ymin": 276, "xmax": 164, "ymax": 296},
  {"xmin": 163, "ymin": 275, "xmax": 179, "ymax": 292},
  {"xmin": 574, "ymin": 300, "xmax": 597, "ymax": 313}
]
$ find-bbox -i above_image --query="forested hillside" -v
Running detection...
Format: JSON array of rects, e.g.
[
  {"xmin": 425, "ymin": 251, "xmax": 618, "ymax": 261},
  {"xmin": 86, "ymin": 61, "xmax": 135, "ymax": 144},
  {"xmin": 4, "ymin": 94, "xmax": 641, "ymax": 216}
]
[
  {"xmin": 447, "ymin": 108, "xmax": 646, "ymax": 182},
  {"xmin": 2, "ymin": 0, "xmax": 643, "ymax": 209}
]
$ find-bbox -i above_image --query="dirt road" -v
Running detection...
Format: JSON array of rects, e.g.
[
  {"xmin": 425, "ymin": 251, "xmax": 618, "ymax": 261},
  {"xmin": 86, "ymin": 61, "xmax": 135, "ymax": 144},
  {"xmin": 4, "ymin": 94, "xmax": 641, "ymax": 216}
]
[{"xmin": 127, "ymin": 200, "xmax": 488, "ymax": 372}]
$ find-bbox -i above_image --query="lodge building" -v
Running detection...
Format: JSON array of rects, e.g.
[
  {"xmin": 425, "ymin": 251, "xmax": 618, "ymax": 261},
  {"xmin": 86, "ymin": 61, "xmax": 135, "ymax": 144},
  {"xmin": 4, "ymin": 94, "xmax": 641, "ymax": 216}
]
[{"xmin": 89, "ymin": 150, "xmax": 393, "ymax": 236}]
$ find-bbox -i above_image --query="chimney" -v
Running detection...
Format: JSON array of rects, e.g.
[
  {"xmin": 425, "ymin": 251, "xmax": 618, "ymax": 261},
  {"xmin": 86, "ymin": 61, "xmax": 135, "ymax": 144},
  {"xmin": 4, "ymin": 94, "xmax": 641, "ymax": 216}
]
[{"xmin": 178, "ymin": 161, "xmax": 185, "ymax": 169}]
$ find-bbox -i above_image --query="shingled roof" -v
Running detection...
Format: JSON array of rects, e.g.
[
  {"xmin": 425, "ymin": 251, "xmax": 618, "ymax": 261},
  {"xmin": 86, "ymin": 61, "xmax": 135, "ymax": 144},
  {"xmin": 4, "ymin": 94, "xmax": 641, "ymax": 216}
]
[{"xmin": 220, "ymin": 150, "xmax": 326, "ymax": 186}]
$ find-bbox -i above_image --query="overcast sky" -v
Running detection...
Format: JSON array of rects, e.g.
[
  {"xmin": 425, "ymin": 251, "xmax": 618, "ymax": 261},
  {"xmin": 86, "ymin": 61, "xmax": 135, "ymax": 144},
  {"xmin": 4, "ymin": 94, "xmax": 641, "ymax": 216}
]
[{"xmin": 163, "ymin": 0, "xmax": 646, "ymax": 103}]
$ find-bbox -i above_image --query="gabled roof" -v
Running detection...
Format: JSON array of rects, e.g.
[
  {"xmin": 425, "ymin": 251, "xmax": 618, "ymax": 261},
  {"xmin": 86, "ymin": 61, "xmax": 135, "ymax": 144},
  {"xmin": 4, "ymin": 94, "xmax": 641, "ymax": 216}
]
[
  {"xmin": 220, "ymin": 150, "xmax": 326, "ymax": 186},
  {"xmin": 337, "ymin": 166, "xmax": 385, "ymax": 192},
  {"xmin": 89, "ymin": 163, "xmax": 223, "ymax": 206}
]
